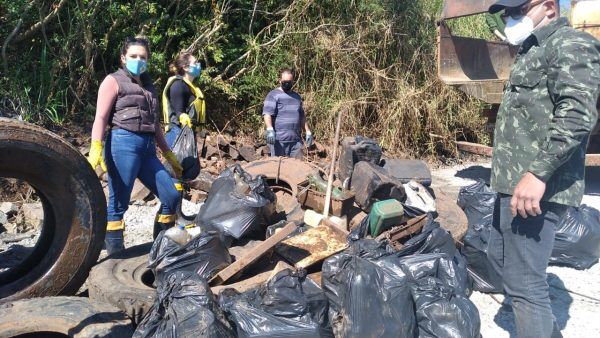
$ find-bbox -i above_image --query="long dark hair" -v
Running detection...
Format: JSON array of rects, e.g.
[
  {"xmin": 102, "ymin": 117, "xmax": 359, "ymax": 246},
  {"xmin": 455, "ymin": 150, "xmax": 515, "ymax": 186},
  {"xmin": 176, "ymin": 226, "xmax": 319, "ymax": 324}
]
[{"xmin": 169, "ymin": 51, "xmax": 194, "ymax": 76}]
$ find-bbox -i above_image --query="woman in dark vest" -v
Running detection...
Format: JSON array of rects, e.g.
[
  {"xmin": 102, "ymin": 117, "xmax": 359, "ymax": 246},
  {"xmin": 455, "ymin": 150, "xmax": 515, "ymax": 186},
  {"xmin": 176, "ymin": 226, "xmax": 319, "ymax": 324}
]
[
  {"xmin": 162, "ymin": 51, "xmax": 205, "ymax": 147},
  {"xmin": 87, "ymin": 36, "xmax": 184, "ymax": 254}
]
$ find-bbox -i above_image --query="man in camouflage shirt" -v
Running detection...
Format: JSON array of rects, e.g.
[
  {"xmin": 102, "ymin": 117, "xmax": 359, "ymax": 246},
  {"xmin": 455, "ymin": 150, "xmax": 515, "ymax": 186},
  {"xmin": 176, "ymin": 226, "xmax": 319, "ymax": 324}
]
[{"xmin": 488, "ymin": 0, "xmax": 599, "ymax": 337}]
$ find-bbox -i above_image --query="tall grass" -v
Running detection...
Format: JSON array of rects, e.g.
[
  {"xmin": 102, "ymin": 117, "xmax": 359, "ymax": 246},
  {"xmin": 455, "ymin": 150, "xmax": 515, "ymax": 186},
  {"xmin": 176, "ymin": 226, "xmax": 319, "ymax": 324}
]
[{"xmin": 234, "ymin": 0, "xmax": 489, "ymax": 158}]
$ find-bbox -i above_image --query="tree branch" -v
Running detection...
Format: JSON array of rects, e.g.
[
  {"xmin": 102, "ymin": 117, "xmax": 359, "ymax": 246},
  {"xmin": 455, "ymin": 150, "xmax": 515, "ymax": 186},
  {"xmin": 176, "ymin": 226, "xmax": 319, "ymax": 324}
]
[
  {"xmin": 2, "ymin": 19, "xmax": 23, "ymax": 76},
  {"xmin": 14, "ymin": 0, "xmax": 68, "ymax": 43}
]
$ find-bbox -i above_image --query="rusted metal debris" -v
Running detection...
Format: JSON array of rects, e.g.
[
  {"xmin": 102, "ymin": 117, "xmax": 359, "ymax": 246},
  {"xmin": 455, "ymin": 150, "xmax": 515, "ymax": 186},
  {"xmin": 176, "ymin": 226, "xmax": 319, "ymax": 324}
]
[
  {"xmin": 440, "ymin": 0, "xmax": 497, "ymax": 20},
  {"xmin": 297, "ymin": 180, "xmax": 356, "ymax": 217},
  {"xmin": 277, "ymin": 220, "xmax": 348, "ymax": 269},
  {"xmin": 242, "ymin": 157, "xmax": 322, "ymax": 196},
  {"xmin": 435, "ymin": 190, "xmax": 469, "ymax": 242},
  {"xmin": 376, "ymin": 214, "xmax": 429, "ymax": 250}
]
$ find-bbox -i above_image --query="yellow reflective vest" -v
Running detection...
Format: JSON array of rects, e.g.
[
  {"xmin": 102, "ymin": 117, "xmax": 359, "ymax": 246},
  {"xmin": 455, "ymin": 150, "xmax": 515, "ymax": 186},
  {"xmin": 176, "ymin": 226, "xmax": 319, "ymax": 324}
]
[{"xmin": 162, "ymin": 76, "xmax": 206, "ymax": 131}]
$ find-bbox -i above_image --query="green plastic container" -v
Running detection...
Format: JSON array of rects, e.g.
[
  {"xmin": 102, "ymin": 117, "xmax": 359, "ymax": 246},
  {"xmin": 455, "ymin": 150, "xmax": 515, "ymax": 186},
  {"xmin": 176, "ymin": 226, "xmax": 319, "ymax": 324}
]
[{"xmin": 369, "ymin": 199, "xmax": 404, "ymax": 237}]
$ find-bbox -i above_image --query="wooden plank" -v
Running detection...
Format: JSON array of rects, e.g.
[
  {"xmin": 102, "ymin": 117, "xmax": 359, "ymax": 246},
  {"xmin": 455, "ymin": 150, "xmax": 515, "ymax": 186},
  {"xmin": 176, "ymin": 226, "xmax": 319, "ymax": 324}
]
[
  {"xmin": 455, "ymin": 141, "xmax": 493, "ymax": 157},
  {"xmin": 277, "ymin": 221, "xmax": 348, "ymax": 269},
  {"xmin": 209, "ymin": 222, "xmax": 298, "ymax": 286},
  {"xmin": 456, "ymin": 141, "xmax": 600, "ymax": 167},
  {"xmin": 210, "ymin": 261, "xmax": 293, "ymax": 295}
]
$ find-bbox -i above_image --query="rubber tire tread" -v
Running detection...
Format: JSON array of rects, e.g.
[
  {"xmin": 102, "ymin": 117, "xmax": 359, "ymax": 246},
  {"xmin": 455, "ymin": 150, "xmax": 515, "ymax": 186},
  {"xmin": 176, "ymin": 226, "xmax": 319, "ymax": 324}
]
[
  {"xmin": 0, "ymin": 118, "xmax": 106, "ymax": 301},
  {"xmin": 0, "ymin": 296, "xmax": 134, "ymax": 337},
  {"xmin": 88, "ymin": 242, "xmax": 155, "ymax": 324}
]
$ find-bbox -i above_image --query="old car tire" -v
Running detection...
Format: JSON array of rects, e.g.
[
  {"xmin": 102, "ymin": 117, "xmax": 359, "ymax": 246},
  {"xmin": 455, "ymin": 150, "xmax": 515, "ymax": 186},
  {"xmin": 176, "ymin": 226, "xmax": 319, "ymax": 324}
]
[
  {"xmin": 0, "ymin": 118, "xmax": 107, "ymax": 301},
  {"xmin": 88, "ymin": 243, "xmax": 156, "ymax": 324},
  {"xmin": 0, "ymin": 296, "xmax": 134, "ymax": 337},
  {"xmin": 434, "ymin": 189, "xmax": 469, "ymax": 242}
]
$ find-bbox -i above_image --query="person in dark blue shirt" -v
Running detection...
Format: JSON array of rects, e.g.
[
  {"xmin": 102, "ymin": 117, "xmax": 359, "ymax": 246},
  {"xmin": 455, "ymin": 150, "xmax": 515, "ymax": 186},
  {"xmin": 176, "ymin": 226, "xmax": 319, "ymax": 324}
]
[{"xmin": 262, "ymin": 68, "xmax": 313, "ymax": 158}]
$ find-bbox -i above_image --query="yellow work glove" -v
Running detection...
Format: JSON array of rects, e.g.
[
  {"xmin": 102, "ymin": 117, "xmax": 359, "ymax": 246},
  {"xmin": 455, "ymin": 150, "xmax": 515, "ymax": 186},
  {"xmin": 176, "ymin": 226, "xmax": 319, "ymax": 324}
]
[
  {"xmin": 88, "ymin": 140, "xmax": 107, "ymax": 172},
  {"xmin": 178, "ymin": 113, "xmax": 192, "ymax": 128},
  {"xmin": 164, "ymin": 151, "xmax": 183, "ymax": 178}
]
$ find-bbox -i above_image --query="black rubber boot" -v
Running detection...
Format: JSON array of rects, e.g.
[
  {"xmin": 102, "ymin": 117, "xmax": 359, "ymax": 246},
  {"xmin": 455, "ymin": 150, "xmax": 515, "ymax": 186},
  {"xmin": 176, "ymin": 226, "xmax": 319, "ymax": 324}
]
[
  {"xmin": 105, "ymin": 230, "xmax": 125, "ymax": 256},
  {"xmin": 153, "ymin": 219, "xmax": 175, "ymax": 239}
]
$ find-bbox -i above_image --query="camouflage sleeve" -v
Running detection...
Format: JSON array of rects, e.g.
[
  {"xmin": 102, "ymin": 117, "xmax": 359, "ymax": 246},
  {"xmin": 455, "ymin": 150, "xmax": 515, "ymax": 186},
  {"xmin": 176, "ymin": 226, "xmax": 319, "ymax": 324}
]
[
  {"xmin": 528, "ymin": 37, "xmax": 600, "ymax": 182},
  {"xmin": 485, "ymin": 13, "xmax": 499, "ymax": 32}
]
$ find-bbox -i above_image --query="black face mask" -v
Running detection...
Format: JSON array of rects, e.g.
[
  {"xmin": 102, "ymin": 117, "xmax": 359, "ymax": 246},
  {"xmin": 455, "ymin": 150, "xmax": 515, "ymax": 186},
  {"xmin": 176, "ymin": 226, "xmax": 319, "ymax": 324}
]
[{"xmin": 281, "ymin": 81, "xmax": 294, "ymax": 92}]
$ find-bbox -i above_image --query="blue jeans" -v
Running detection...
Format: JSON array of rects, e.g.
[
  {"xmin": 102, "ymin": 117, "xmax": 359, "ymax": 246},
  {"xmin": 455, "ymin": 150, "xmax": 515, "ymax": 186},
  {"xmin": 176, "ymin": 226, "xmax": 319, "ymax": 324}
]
[
  {"xmin": 269, "ymin": 140, "xmax": 303, "ymax": 159},
  {"xmin": 165, "ymin": 125, "xmax": 181, "ymax": 149},
  {"xmin": 105, "ymin": 129, "xmax": 180, "ymax": 221},
  {"xmin": 488, "ymin": 193, "xmax": 567, "ymax": 338}
]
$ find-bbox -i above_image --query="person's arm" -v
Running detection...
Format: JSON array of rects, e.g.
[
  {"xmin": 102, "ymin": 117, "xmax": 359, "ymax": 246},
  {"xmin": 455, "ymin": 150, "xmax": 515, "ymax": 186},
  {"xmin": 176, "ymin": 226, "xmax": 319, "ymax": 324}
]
[
  {"xmin": 493, "ymin": 29, "xmax": 506, "ymax": 41},
  {"xmin": 91, "ymin": 75, "xmax": 118, "ymax": 141},
  {"xmin": 264, "ymin": 114, "xmax": 273, "ymax": 129},
  {"xmin": 512, "ymin": 38, "xmax": 600, "ymax": 217},
  {"xmin": 262, "ymin": 91, "xmax": 277, "ymax": 128},
  {"xmin": 485, "ymin": 13, "xmax": 499, "ymax": 33},
  {"xmin": 302, "ymin": 109, "xmax": 311, "ymax": 135}
]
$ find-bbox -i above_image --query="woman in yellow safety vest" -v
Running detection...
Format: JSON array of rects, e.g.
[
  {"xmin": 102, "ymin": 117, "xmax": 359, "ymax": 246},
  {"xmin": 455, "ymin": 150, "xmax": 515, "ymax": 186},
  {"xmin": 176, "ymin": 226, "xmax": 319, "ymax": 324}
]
[{"xmin": 162, "ymin": 51, "xmax": 206, "ymax": 148}]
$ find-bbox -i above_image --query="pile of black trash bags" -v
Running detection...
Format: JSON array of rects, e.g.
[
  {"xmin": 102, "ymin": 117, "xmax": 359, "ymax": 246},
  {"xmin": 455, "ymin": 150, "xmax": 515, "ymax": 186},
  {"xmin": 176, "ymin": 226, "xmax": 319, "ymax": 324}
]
[
  {"xmin": 132, "ymin": 163, "xmax": 482, "ymax": 337},
  {"xmin": 325, "ymin": 218, "xmax": 479, "ymax": 338},
  {"xmin": 458, "ymin": 180, "xmax": 600, "ymax": 293}
]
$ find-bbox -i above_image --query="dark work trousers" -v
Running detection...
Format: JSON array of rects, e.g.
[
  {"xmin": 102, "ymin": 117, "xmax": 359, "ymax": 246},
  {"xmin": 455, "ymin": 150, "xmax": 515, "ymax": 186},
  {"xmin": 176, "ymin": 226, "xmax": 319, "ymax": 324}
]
[
  {"xmin": 269, "ymin": 140, "xmax": 303, "ymax": 159},
  {"xmin": 487, "ymin": 193, "xmax": 567, "ymax": 338}
]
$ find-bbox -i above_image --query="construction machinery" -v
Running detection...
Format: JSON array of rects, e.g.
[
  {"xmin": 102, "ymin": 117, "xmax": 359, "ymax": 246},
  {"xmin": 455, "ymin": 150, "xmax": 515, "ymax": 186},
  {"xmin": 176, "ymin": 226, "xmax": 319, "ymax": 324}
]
[{"xmin": 438, "ymin": 0, "xmax": 600, "ymax": 165}]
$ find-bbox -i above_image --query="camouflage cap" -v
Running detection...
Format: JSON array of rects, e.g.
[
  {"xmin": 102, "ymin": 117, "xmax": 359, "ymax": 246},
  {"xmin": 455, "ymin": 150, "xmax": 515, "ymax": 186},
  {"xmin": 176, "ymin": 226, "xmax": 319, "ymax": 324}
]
[{"xmin": 489, "ymin": 0, "xmax": 529, "ymax": 13}]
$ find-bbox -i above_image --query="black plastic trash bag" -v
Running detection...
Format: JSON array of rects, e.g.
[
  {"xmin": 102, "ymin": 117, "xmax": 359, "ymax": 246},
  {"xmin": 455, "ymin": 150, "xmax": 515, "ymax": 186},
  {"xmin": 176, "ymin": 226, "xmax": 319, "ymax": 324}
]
[
  {"xmin": 396, "ymin": 220, "xmax": 470, "ymax": 296},
  {"xmin": 133, "ymin": 271, "xmax": 235, "ymax": 338},
  {"xmin": 550, "ymin": 205, "xmax": 600, "ymax": 269},
  {"xmin": 325, "ymin": 220, "xmax": 473, "ymax": 338},
  {"xmin": 323, "ymin": 239, "xmax": 416, "ymax": 338},
  {"xmin": 457, "ymin": 181, "xmax": 503, "ymax": 293},
  {"xmin": 168, "ymin": 125, "xmax": 200, "ymax": 180},
  {"xmin": 219, "ymin": 269, "xmax": 333, "ymax": 338},
  {"xmin": 195, "ymin": 165, "xmax": 276, "ymax": 240},
  {"xmin": 148, "ymin": 230, "xmax": 232, "ymax": 284},
  {"xmin": 411, "ymin": 277, "xmax": 481, "ymax": 338},
  {"xmin": 350, "ymin": 161, "xmax": 406, "ymax": 211},
  {"xmin": 457, "ymin": 180, "xmax": 496, "ymax": 230}
]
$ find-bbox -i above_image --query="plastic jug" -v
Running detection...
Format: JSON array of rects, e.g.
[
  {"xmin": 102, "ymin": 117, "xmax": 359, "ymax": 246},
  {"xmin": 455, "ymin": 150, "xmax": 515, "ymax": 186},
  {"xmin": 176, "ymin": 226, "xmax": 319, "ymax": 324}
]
[
  {"xmin": 185, "ymin": 224, "xmax": 202, "ymax": 238},
  {"xmin": 304, "ymin": 209, "xmax": 325, "ymax": 227},
  {"xmin": 165, "ymin": 225, "xmax": 191, "ymax": 245},
  {"xmin": 369, "ymin": 199, "xmax": 404, "ymax": 237}
]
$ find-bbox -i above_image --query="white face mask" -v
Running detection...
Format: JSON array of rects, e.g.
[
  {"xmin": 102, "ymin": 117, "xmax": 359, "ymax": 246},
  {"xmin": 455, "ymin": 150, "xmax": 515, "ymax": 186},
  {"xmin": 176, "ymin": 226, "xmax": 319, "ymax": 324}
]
[{"xmin": 504, "ymin": 15, "xmax": 535, "ymax": 45}]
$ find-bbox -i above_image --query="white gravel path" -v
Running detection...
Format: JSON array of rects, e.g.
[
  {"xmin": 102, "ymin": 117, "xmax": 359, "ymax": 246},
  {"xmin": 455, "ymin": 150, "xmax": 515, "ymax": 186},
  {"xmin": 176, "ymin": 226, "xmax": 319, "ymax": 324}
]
[{"xmin": 430, "ymin": 160, "xmax": 600, "ymax": 338}]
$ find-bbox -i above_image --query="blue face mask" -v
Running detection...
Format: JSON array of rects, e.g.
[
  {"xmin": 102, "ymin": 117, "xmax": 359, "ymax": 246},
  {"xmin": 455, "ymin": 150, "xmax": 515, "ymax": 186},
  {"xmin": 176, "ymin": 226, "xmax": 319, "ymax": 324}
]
[
  {"xmin": 126, "ymin": 59, "xmax": 147, "ymax": 76},
  {"xmin": 187, "ymin": 63, "xmax": 201, "ymax": 77}
]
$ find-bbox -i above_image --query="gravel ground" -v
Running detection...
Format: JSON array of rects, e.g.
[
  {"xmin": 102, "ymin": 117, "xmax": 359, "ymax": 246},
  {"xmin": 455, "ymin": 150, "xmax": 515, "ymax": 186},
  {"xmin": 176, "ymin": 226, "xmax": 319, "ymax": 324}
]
[{"xmin": 430, "ymin": 159, "xmax": 600, "ymax": 338}]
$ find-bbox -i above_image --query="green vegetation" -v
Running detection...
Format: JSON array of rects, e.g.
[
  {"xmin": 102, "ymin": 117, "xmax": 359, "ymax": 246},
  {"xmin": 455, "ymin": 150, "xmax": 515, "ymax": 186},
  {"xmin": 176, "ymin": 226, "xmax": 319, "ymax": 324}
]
[{"xmin": 0, "ymin": 0, "xmax": 489, "ymax": 157}]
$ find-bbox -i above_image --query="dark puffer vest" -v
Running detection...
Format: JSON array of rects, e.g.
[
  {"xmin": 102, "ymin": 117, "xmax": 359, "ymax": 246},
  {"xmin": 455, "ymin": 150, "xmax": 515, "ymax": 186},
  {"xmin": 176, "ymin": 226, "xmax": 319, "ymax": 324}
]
[{"xmin": 109, "ymin": 68, "xmax": 158, "ymax": 133}]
